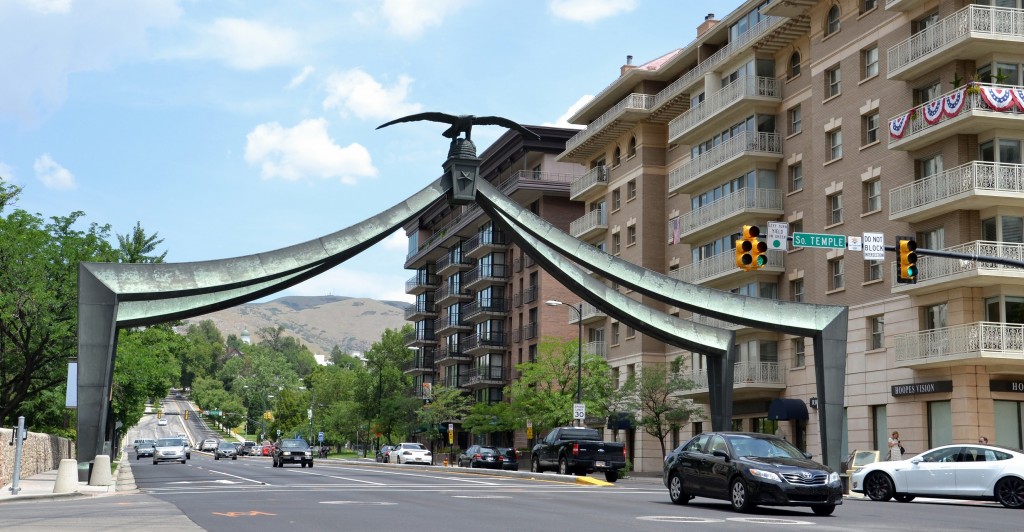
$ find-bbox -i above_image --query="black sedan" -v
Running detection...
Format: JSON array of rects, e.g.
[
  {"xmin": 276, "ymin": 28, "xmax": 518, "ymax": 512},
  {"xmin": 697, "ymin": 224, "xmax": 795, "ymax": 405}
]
[
  {"xmin": 458, "ymin": 445, "xmax": 502, "ymax": 469},
  {"xmin": 495, "ymin": 447, "xmax": 519, "ymax": 471},
  {"xmin": 376, "ymin": 445, "xmax": 395, "ymax": 463},
  {"xmin": 664, "ymin": 432, "xmax": 843, "ymax": 516},
  {"xmin": 273, "ymin": 439, "xmax": 313, "ymax": 468}
]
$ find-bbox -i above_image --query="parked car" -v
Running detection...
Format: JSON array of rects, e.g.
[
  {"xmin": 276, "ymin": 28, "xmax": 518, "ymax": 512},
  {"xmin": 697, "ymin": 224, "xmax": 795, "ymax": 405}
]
[
  {"xmin": 215, "ymin": 441, "xmax": 238, "ymax": 460},
  {"xmin": 136, "ymin": 442, "xmax": 156, "ymax": 459},
  {"xmin": 376, "ymin": 445, "xmax": 395, "ymax": 463},
  {"xmin": 459, "ymin": 445, "xmax": 502, "ymax": 469},
  {"xmin": 153, "ymin": 437, "xmax": 190, "ymax": 465},
  {"xmin": 201, "ymin": 439, "xmax": 219, "ymax": 452},
  {"xmin": 851, "ymin": 443, "xmax": 1024, "ymax": 509},
  {"xmin": 261, "ymin": 444, "xmax": 273, "ymax": 456},
  {"xmin": 664, "ymin": 431, "xmax": 843, "ymax": 516},
  {"xmin": 532, "ymin": 426, "xmax": 626, "ymax": 482},
  {"xmin": 390, "ymin": 442, "xmax": 432, "ymax": 465},
  {"xmin": 273, "ymin": 439, "xmax": 313, "ymax": 468},
  {"xmin": 496, "ymin": 447, "xmax": 519, "ymax": 471}
]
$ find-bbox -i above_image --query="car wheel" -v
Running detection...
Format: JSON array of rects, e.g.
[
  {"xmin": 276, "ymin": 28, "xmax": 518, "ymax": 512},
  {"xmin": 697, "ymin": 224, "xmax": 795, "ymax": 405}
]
[
  {"xmin": 864, "ymin": 471, "xmax": 895, "ymax": 502},
  {"xmin": 215, "ymin": 455, "xmax": 219, "ymax": 460},
  {"xmin": 730, "ymin": 478, "xmax": 756, "ymax": 513},
  {"xmin": 532, "ymin": 457, "xmax": 542, "ymax": 473},
  {"xmin": 668, "ymin": 473, "xmax": 689, "ymax": 505},
  {"xmin": 996, "ymin": 476, "xmax": 1024, "ymax": 509},
  {"xmin": 811, "ymin": 504, "xmax": 836, "ymax": 516},
  {"xmin": 893, "ymin": 493, "xmax": 915, "ymax": 503},
  {"xmin": 605, "ymin": 470, "xmax": 619, "ymax": 483},
  {"xmin": 308, "ymin": 461, "xmax": 314, "ymax": 469},
  {"xmin": 232, "ymin": 456, "xmax": 237, "ymax": 460},
  {"xmin": 180, "ymin": 459, "xmax": 186, "ymax": 464},
  {"xmin": 558, "ymin": 458, "xmax": 569, "ymax": 476},
  {"xmin": 153, "ymin": 460, "xmax": 158, "ymax": 465}
]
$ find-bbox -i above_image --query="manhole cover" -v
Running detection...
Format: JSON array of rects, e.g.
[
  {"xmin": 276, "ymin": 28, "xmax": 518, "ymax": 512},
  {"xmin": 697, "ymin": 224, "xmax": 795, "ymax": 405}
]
[{"xmin": 637, "ymin": 516, "xmax": 723, "ymax": 523}]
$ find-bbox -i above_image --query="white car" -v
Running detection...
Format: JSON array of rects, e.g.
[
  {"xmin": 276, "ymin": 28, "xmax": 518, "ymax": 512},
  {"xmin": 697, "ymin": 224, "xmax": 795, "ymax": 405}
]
[
  {"xmin": 389, "ymin": 442, "xmax": 432, "ymax": 465},
  {"xmin": 851, "ymin": 443, "xmax": 1024, "ymax": 508},
  {"xmin": 157, "ymin": 418, "xmax": 168, "ymax": 426},
  {"xmin": 201, "ymin": 439, "xmax": 218, "ymax": 451}
]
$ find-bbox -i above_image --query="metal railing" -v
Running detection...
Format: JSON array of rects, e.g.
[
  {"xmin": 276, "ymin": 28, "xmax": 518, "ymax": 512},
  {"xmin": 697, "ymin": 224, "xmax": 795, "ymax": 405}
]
[
  {"xmin": 669, "ymin": 77, "xmax": 781, "ymax": 141},
  {"xmin": 404, "ymin": 300, "xmax": 436, "ymax": 319},
  {"xmin": 570, "ymin": 166, "xmax": 610, "ymax": 199},
  {"xmin": 564, "ymin": 94, "xmax": 656, "ymax": 153},
  {"xmin": 567, "ymin": 302, "xmax": 607, "ymax": 324},
  {"xmin": 684, "ymin": 361, "xmax": 785, "ymax": 390},
  {"xmin": 405, "ymin": 272, "xmax": 439, "ymax": 292},
  {"xmin": 890, "ymin": 161, "xmax": 1024, "ymax": 218},
  {"xmin": 584, "ymin": 341, "xmax": 607, "ymax": 359},
  {"xmin": 463, "ymin": 298, "xmax": 510, "ymax": 320},
  {"xmin": 894, "ymin": 321, "xmax": 1024, "ymax": 362},
  {"xmin": 671, "ymin": 249, "xmax": 783, "ymax": 284},
  {"xmin": 888, "ymin": 5, "xmax": 1024, "ymax": 74},
  {"xmin": 464, "ymin": 365, "xmax": 506, "ymax": 385},
  {"xmin": 668, "ymin": 131, "xmax": 782, "ymax": 193},
  {"xmin": 897, "ymin": 240, "xmax": 1024, "ymax": 285},
  {"xmin": 888, "ymin": 83, "xmax": 1024, "ymax": 147},
  {"xmin": 404, "ymin": 350, "xmax": 435, "ymax": 372},
  {"xmin": 570, "ymin": 208, "xmax": 607, "ymax": 238},
  {"xmin": 680, "ymin": 188, "xmax": 783, "ymax": 236}
]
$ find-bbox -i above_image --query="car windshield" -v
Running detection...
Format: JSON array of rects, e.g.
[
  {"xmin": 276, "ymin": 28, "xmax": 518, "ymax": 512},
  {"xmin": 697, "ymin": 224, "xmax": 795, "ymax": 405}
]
[
  {"xmin": 156, "ymin": 438, "xmax": 183, "ymax": 447},
  {"xmin": 280, "ymin": 440, "xmax": 306, "ymax": 449},
  {"xmin": 726, "ymin": 435, "xmax": 806, "ymax": 459},
  {"xmin": 478, "ymin": 447, "xmax": 496, "ymax": 454},
  {"xmin": 403, "ymin": 443, "xmax": 426, "ymax": 450},
  {"xmin": 218, "ymin": 443, "xmax": 234, "ymax": 449},
  {"xmin": 139, "ymin": 442, "xmax": 155, "ymax": 448}
]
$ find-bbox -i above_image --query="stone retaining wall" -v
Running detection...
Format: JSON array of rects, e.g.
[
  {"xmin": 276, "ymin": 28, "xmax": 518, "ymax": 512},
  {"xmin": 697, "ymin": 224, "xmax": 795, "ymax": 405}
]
[{"xmin": 0, "ymin": 428, "xmax": 75, "ymax": 486}]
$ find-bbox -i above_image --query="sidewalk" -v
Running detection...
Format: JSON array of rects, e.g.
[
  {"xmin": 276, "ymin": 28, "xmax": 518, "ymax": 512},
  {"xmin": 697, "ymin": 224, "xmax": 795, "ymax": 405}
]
[{"xmin": 0, "ymin": 455, "xmax": 135, "ymax": 504}]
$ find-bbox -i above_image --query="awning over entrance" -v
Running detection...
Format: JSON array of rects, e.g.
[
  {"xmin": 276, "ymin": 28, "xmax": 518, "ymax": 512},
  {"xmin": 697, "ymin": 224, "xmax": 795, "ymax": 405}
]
[{"xmin": 768, "ymin": 398, "xmax": 809, "ymax": 421}]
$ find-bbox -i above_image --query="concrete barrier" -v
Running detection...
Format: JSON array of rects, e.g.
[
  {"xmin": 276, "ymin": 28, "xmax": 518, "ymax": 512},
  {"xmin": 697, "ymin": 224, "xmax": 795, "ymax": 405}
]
[
  {"xmin": 53, "ymin": 459, "xmax": 79, "ymax": 493},
  {"xmin": 0, "ymin": 427, "xmax": 75, "ymax": 487},
  {"xmin": 88, "ymin": 455, "xmax": 112, "ymax": 486},
  {"xmin": 115, "ymin": 458, "xmax": 137, "ymax": 492}
]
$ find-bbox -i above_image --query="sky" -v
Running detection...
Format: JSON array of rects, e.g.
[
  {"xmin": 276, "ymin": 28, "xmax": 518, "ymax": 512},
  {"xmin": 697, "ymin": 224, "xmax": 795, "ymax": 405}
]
[{"xmin": 0, "ymin": 0, "xmax": 743, "ymax": 304}]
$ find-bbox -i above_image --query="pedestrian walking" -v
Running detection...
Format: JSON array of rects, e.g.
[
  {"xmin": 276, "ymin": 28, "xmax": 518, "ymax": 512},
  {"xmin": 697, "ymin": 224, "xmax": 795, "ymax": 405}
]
[{"xmin": 887, "ymin": 431, "xmax": 904, "ymax": 461}]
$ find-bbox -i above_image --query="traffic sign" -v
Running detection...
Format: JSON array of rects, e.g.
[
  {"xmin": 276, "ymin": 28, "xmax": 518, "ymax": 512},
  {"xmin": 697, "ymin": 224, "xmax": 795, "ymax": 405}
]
[
  {"xmin": 792, "ymin": 232, "xmax": 846, "ymax": 249},
  {"xmin": 766, "ymin": 221, "xmax": 788, "ymax": 250},
  {"xmin": 318, "ymin": 431, "xmax": 324, "ymax": 443},
  {"xmin": 863, "ymin": 232, "xmax": 885, "ymax": 260},
  {"xmin": 573, "ymin": 403, "xmax": 586, "ymax": 420}
]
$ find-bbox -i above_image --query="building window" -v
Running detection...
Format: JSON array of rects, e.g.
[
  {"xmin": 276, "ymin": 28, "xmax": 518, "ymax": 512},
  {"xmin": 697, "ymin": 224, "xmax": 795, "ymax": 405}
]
[
  {"xmin": 627, "ymin": 225, "xmax": 637, "ymax": 246},
  {"xmin": 626, "ymin": 325, "xmax": 636, "ymax": 338},
  {"xmin": 918, "ymin": 154, "xmax": 943, "ymax": 178},
  {"xmin": 860, "ymin": 0, "xmax": 877, "ymax": 14},
  {"xmin": 863, "ymin": 112, "xmax": 879, "ymax": 146},
  {"xmin": 862, "ymin": 46, "xmax": 878, "ymax": 79},
  {"xmin": 792, "ymin": 338, "xmax": 805, "ymax": 367},
  {"xmin": 913, "ymin": 11, "xmax": 939, "ymax": 35},
  {"xmin": 612, "ymin": 232, "xmax": 621, "ymax": 255},
  {"xmin": 828, "ymin": 129, "xmax": 842, "ymax": 161},
  {"xmin": 914, "ymin": 81, "xmax": 942, "ymax": 105},
  {"xmin": 613, "ymin": 146, "xmax": 622, "ymax": 166},
  {"xmin": 627, "ymin": 179, "xmax": 637, "ymax": 200},
  {"xmin": 865, "ymin": 259, "xmax": 883, "ymax": 282},
  {"xmin": 791, "ymin": 219, "xmax": 803, "ymax": 235},
  {"xmin": 925, "ymin": 303, "xmax": 947, "ymax": 330},
  {"xmin": 788, "ymin": 105, "xmax": 802, "ymax": 135},
  {"xmin": 829, "ymin": 258, "xmax": 845, "ymax": 290},
  {"xmin": 826, "ymin": 66, "xmax": 841, "ymax": 98},
  {"xmin": 826, "ymin": 4, "xmax": 841, "ymax": 36},
  {"xmin": 864, "ymin": 179, "xmax": 881, "ymax": 212},
  {"xmin": 789, "ymin": 52, "xmax": 801, "ymax": 78},
  {"xmin": 611, "ymin": 322, "xmax": 620, "ymax": 344},
  {"xmin": 668, "ymin": 217, "xmax": 680, "ymax": 245},
  {"xmin": 628, "ymin": 136, "xmax": 637, "ymax": 157},
  {"xmin": 790, "ymin": 279, "xmax": 804, "ymax": 302},
  {"xmin": 869, "ymin": 315, "xmax": 884, "ymax": 350},
  {"xmin": 829, "ymin": 193, "xmax": 843, "ymax": 224},
  {"xmin": 612, "ymin": 188, "xmax": 621, "ymax": 211},
  {"xmin": 789, "ymin": 163, "xmax": 803, "ymax": 192}
]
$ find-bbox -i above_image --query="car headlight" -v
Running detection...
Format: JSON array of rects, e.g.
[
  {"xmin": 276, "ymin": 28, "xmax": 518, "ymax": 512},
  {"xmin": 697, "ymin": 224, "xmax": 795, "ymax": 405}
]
[
  {"xmin": 828, "ymin": 472, "xmax": 840, "ymax": 484},
  {"xmin": 748, "ymin": 468, "xmax": 782, "ymax": 482},
  {"xmin": 305, "ymin": 451, "xmax": 312, "ymax": 456}
]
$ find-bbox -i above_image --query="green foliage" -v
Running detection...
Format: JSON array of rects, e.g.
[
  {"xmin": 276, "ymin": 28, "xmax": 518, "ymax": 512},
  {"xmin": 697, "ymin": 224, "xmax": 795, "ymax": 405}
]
[
  {"xmin": 615, "ymin": 359, "xmax": 704, "ymax": 457},
  {"xmin": 179, "ymin": 320, "xmax": 226, "ymax": 388},
  {"xmin": 113, "ymin": 325, "xmax": 185, "ymax": 430},
  {"xmin": 353, "ymin": 325, "xmax": 416, "ymax": 443},
  {"xmin": 116, "ymin": 221, "xmax": 167, "ymax": 263},
  {"xmin": 330, "ymin": 345, "xmax": 361, "ymax": 369},
  {"xmin": 257, "ymin": 326, "xmax": 317, "ymax": 378},
  {"xmin": 417, "ymin": 386, "xmax": 473, "ymax": 445}
]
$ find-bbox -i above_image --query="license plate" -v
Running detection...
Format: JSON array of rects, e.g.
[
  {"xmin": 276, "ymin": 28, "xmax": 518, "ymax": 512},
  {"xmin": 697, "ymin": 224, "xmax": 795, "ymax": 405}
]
[
  {"xmin": 486, "ymin": 457, "xmax": 494, "ymax": 461},
  {"xmin": 596, "ymin": 461, "xmax": 606, "ymax": 467}
]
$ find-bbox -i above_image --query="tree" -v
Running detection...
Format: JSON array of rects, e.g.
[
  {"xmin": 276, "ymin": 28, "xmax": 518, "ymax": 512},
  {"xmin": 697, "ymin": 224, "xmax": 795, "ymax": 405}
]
[
  {"xmin": 615, "ymin": 358, "xmax": 704, "ymax": 457},
  {"xmin": 113, "ymin": 325, "xmax": 186, "ymax": 431},
  {"xmin": 417, "ymin": 386, "xmax": 473, "ymax": 450},
  {"xmin": 116, "ymin": 221, "xmax": 167, "ymax": 263},
  {"xmin": 330, "ymin": 345, "xmax": 361, "ymax": 370},
  {"xmin": 353, "ymin": 325, "xmax": 415, "ymax": 444}
]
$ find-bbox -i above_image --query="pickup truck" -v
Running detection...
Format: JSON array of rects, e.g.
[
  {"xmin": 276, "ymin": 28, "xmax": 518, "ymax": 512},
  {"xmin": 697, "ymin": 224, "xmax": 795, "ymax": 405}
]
[{"xmin": 531, "ymin": 426, "xmax": 627, "ymax": 482}]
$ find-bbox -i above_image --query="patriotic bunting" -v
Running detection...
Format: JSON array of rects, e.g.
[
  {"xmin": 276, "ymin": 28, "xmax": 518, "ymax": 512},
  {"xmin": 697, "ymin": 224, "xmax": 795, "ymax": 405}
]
[
  {"xmin": 980, "ymin": 85, "xmax": 1017, "ymax": 111},
  {"xmin": 1013, "ymin": 88, "xmax": 1024, "ymax": 111},
  {"xmin": 943, "ymin": 88, "xmax": 965, "ymax": 118},
  {"xmin": 889, "ymin": 112, "xmax": 910, "ymax": 139},
  {"xmin": 922, "ymin": 99, "xmax": 944, "ymax": 124}
]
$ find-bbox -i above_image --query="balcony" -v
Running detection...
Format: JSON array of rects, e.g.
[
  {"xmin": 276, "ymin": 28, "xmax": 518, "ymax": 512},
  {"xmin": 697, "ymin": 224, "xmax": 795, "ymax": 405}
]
[
  {"xmin": 497, "ymin": 169, "xmax": 578, "ymax": 195},
  {"xmin": 887, "ymin": 5, "xmax": 1024, "ymax": 80},
  {"xmin": 569, "ymin": 166, "xmax": 609, "ymax": 202},
  {"xmin": 891, "ymin": 240, "xmax": 1024, "ymax": 296},
  {"xmin": 650, "ymin": 15, "xmax": 785, "ymax": 120},
  {"xmin": 464, "ymin": 365, "xmax": 507, "ymax": 388},
  {"xmin": 567, "ymin": 302, "xmax": 607, "ymax": 326},
  {"xmin": 464, "ymin": 332, "xmax": 507, "ymax": 355},
  {"xmin": 887, "ymin": 84, "xmax": 1024, "ymax": 151},
  {"xmin": 679, "ymin": 361, "xmax": 786, "ymax": 400},
  {"xmin": 436, "ymin": 343, "xmax": 471, "ymax": 365},
  {"xmin": 890, "ymin": 162, "xmax": 1024, "ymax": 222},
  {"xmin": 559, "ymin": 93, "xmax": 655, "ymax": 163},
  {"xmin": 668, "ymin": 77, "xmax": 782, "ymax": 145},
  {"xmin": 435, "ymin": 314, "xmax": 471, "ymax": 336},
  {"xmin": 884, "ymin": 0, "xmax": 929, "ymax": 12},
  {"xmin": 464, "ymin": 231, "xmax": 509, "ymax": 260},
  {"xmin": 894, "ymin": 321, "xmax": 1024, "ymax": 369},
  {"xmin": 668, "ymin": 132, "xmax": 783, "ymax": 195},
  {"xmin": 671, "ymin": 250, "xmax": 784, "ymax": 286},
  {"xmin": 404, "ymin": 328, "xmax": 436, "ymax": 348},
  {"xmin": 405, "ymin": 271, "xmax": 439, "ymax": 295},
  {"xmin": 442, "ymin": 373, "xmax": 468, "ymax": 389},
  {"xmin": 464, "ymin": 298, "xmax": 510, "ymax": 322},
  {"xmin": 436, "ymin": 252, "xmax": 473, "ymax": 277},
  {"xmin": 680, "ymin": 188, "xmax": 784, "ymax": 241},
  {"xmin": 404, "ymin": 349, "xmax": 435, "ymax": 375},
  {"xmin": 463, "ymin": 263, "xmax": 510, "ymax": 291},
  {"xmin": 569, "ymin": 208, "xmax": 607, "ymax": 241},
  {"xmin": 687, "ymin": 313, "xmax": 745, "ymax": 331},
  {"xmin": 523, "ymin": 321, "xmax": 538, "ymax": 341},
  {"xmin": 583, "ymin": 341, "xmax": 607, "ymax": 359},
  {"xmin": 435, "ymin": 282, "xmax": 471, "ymax": 306},
  {"xmin": 404, "ymin": 300, "xmax": 437, "ymax": 321}
]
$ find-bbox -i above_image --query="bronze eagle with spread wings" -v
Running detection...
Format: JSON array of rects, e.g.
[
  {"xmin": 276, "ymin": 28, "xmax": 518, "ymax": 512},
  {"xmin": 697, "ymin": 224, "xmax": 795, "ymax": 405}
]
[{"xmin": 376, "ymin": 112, "xmax": 540, "ymax": 141}]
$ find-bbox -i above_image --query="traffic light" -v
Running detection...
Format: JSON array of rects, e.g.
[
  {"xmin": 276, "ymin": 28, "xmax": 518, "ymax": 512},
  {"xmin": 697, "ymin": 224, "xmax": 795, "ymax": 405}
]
[
  {"xmin": 897, "ymin": 237, "xmax": 918, "ymax": 283},
  {"xmin": 735, "ymin": 225, "xmax": 767, "ymax": 271},
  {"xmin": 184, "ymin": 410, "xmax": 189, "ymax": 420}
]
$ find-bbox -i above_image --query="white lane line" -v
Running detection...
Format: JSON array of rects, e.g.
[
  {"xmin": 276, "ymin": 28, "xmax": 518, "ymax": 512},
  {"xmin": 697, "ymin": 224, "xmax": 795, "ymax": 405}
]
[
  {"xmin": 205, "ymin": 467, "xmax": 271, "ymax": 485},
  {"xmin": 280, "ymin": 468, "xmax": 386, "ymax": 485},
  {"xmin": 322, "ymin": 465, "xmax": 502, "ymax": 485}
]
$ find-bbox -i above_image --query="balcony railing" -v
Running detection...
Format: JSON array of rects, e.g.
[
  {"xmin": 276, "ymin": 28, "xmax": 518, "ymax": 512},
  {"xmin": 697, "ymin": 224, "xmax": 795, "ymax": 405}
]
[
  {"xmin": 668, "ymin": 77, "xmax": 781, "ymax": 142},
  {"xmin": 895, "ymin": 240, "xmax": 1024, "ymax": 286},
  {"xmin": 668, "ymin": 132, "xmax": 782, "ymax": 193},
  {"xmin": 405, "ymin": 271, "xmax": 439, "ymax": 294},
  {"xmin": 888, "ymin": 5, "xmax": 1024, "ymax": 76},
  {"xmin": 894, "ymin": 321, "xmax": 1024, "ymax": 365},
  {"xmin": 671, "ymin": 250, "xmax": 783, "ymax": 284},
  {"xmin": 464, "ymin": 298, "xmax": 510, "ymax": 320},
  {"xmin": 570, "ymin": 166, "xmax": 610, "ymax": 200},
  {"xmin": 499, "ymin": 169, "xmax": 579, "ymax": 192},
  {"xmin": 463, "ymin": 263, "xmax": 510, "ymax": 288},
  {"xmin": 570, "ymin": 208, "xmax": 607, "ymax": 239},
  {"xmin": 687, "ymin": 313, "xmax": 744, "ymax": 331},
  {"xmin": 563, "ymin": 94, "xmax": 656, "ymax": 154},
  {"xmin": 404, "ymin": 350, "xmax": 435, "ymax": 372},
  {"xmin": 524, "ymin": 321, "xmax": 538, "ymax": 341},
  {"xmin": 436, "ymin": 343, "xmax": 470, "ymax": 364},
  {"xmin": 464, "ymin": 230, "xmax": 509, "ymax": 258},
  {"xmin": 524, "ymin": 285, "xmax": 538, "ymax": 305},
  {"xmin": 653, "ymin": 16, "xmax": 783, "ymax": 111},
  {"xmin": 684, "ymin": 361, "xmax": 785, "ymax": 390},
  {"xmin": 680, "ymin": 188, "xmax": 784, "ymax": 237},
  {"xmin": 435, "ymin": 313, "xmax": 470, "ymax": 334},
  {"xmin": 888, "ymin": 84, "xmax": 1024, "ymax": 149},
  {"xmin": 442, "ymin": 373, "xmax": 468, "ymax": 388},
  {"xmin": 464, "ymin": 365, "xmax": 506, "ymax": 386},
  {"xmin": 567, "ymin": 302, "xmax": 607, "ymax": 325},
  {"xmin": 435, "ymin": 252, "xmax": 473, "ymax": 275},
  {"xmin": 434, "ymin": 282, "xmax": 469, "ymax": 304},
  {"xmin": 584, "ymin": 341, "xmax": 607, "ymax": 359},
  {"xmin": 890, "ymin": 161, "xmax": 1024, "ymax": 220},
  {"xmin": 404, "ymin": 329, "xmax": 436, "ymax": 345},
  {"xmin": 404, "ymin": 300, "xmax": 437, "ymax": 320}
]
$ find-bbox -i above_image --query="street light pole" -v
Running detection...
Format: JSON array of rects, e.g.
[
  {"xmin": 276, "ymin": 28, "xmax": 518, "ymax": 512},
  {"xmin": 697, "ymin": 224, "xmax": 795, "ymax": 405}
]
[{"xmin": 546, "ymin": 300, "xmax": 584, "ymax": 426}]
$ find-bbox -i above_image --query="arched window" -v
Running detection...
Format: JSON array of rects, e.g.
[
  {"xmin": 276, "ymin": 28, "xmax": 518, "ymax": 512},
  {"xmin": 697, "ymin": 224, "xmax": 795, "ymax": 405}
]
[
  {"xmin": 826, "ymin": 5, "xmax": 840, "ymax": 36},
  {"xmin": 790, "ymin": 52, "xmax": 801, "ymax": 78},
  {"xmin": 628, "ymin": 136, "xmax": 637, "ymax": 157},
  {"xmin": 613, "ymin": 146, "xmax": 622, "ymax": 166}
]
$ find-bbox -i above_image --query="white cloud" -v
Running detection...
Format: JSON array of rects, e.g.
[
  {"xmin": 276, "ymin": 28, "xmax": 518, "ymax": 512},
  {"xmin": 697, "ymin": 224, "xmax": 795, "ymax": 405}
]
[
  {"xmin": 381, "ymin": 230, "xmax": 408, "ymax": 252},
  {"xmin": 0, "ymin": 0, "xmax": 180, "ymax": 124},
  {"xmin": 34, "ymin": 154, "xmax": 76, "ymax": 190},
  {"xmin": 549, "ymin": 0, "xmax": 637, "ymax": 23},
  {"xmin": 0, "ymin": 162, "xmax": 15, "ymax": 184},
  {"xmin": 244, "ymin": 118, "xmax": 377, "ymax": 184},
  {"xmin": 379, "ymin": 0, "xmax": 471, "ymax": 39},
  {"xmin": 286, "ymin": 65, "xmax": 315, "ymax": 90},
  {"xmin": 322, "ymin": 69, "xmax": 422, "ymax": 121},
  {"xmin": 189, "ymin": 18, "xmax": 305, "ymax": 70},
  {"xmin": 284, "ymin": 267, "xmax": 412, "ymax": 303},
  {"xmin": 543, "ymin": 94, "xmax": 593, "ymax": 128}
]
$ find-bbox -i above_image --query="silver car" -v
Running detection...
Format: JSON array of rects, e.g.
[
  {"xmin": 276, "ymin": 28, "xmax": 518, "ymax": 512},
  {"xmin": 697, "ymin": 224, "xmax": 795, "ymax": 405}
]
[
  {"xmin": 153, "ymin": 437, "xmax": 189, "ymax": 464},
  {"xmin": 214, "ymin": 441, "xmax": 238, "ymax": 460}
]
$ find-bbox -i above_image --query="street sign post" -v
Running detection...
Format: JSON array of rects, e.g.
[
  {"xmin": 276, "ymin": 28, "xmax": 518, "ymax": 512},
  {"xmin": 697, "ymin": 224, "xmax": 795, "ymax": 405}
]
[
  {"xmin": 792, "ymin": 232, "xmax": 847, "ymax": 249},
  {"xmin": 766, "ymin": 221, "xmax": 788, "ymax": 250},
  {"xmin": 573, "ymin": 403, "xmax": 586, "ymax": 421}
]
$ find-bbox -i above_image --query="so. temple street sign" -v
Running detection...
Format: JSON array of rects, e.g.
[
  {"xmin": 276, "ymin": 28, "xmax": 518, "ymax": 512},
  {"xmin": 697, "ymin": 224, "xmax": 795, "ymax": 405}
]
[{"xmin": 792, "ymin": 232, "xmax": 847, "ymax": 249}]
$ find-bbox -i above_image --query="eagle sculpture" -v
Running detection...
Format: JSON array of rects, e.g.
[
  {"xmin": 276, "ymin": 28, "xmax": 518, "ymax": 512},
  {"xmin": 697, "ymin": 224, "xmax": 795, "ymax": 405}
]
[{"xmin": 376, "ymin": 112, "xmax": 540, "ymax": 141}]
